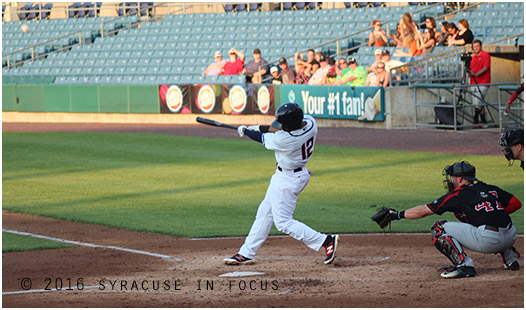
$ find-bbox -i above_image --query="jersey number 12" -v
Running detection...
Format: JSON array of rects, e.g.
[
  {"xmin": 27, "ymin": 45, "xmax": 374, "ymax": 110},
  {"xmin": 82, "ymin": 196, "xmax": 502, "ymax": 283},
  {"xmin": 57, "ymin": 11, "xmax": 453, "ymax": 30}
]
[{"xmin": 301, "ymin": 137, "xmax": 314, "ymax": 160}]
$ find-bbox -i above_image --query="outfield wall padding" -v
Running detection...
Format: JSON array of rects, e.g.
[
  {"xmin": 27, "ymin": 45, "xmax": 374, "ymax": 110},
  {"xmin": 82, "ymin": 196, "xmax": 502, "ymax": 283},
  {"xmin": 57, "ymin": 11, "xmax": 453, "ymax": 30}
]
[{"xmin": 3, "ymin": 85, "xmax": 161, "ymax": 114}]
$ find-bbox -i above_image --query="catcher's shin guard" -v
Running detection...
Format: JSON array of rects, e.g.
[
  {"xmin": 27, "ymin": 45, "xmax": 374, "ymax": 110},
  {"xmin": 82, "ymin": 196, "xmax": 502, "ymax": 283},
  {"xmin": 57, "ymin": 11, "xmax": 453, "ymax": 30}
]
[
  {"xmin": 434, "ymin": 234, "xmax": 466, "ymax": 266},
  {"xmin": 431, "ymin": 221, "xmax": 466, "ymax": 266}
]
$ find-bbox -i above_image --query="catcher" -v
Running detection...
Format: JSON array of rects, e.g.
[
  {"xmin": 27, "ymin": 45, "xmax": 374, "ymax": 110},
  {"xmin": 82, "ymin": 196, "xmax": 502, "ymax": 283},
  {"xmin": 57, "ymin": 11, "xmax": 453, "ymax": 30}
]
[{"xmin": 371, "ymin": 161, "xmax": 522, "ymax": 278}]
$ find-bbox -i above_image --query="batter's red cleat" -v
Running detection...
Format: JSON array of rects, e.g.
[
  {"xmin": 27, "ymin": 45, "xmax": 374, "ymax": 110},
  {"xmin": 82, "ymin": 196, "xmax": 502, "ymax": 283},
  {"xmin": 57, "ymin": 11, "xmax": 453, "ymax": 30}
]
[
  {"xmin": 323, "ymin": 235, "xmax": 339, "ymax": 265},
  {"xmin": 224, "ymin": 254, "xmax": 254, "ymax": 265}
]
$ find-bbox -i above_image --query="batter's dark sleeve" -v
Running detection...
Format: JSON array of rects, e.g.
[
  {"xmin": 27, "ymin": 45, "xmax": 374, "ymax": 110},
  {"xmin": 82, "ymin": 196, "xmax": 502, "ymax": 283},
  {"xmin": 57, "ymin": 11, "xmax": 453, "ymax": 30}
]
[{"xmin": 245, "ymin": 129, "xmax": 263, "ymax": 143}]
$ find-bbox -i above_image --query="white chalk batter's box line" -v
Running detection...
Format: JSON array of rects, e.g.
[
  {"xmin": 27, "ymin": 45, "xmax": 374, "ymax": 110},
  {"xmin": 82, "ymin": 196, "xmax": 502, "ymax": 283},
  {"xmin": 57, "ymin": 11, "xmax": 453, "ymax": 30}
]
[{"xmin": 2, "ymin": 229, "xmax": 183, "ymax": 261}]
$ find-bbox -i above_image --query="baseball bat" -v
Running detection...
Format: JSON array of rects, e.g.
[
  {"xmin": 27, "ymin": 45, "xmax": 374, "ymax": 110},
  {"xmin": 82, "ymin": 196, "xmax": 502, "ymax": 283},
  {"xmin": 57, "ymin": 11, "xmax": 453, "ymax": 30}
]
[{"xmin": 196, "ymin": 117, "xmax": 238, "ymax": 130}]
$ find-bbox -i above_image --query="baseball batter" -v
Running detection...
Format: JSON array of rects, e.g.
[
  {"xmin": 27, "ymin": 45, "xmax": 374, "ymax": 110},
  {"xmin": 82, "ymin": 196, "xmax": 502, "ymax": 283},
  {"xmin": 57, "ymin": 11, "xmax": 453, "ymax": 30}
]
[
  {"xmin": 373, "ymin": 161, "xmax": 521, "ymax": 278},
  {"xmin": 224, "ymin": 103, "xmax": 339, "ymax": 265}
]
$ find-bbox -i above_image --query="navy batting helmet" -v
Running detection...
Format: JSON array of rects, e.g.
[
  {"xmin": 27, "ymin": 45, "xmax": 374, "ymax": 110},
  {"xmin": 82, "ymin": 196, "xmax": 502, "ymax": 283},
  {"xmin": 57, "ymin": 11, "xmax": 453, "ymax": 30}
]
[{"xmin": 272, "ymin": 103, "xmax": 304, "ymax": 131}]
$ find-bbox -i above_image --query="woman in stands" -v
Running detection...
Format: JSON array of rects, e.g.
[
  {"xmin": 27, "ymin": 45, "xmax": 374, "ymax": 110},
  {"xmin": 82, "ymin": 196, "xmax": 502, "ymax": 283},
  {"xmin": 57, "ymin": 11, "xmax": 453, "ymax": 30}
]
[
  {"xmin": 394, "ymin": 33, "xmax": 422, "ymax": 59},
  {"xmin": 425, "ymin": 17, "xmax": 440, "ymax": 41},
  {"xmin": 448, "ymin": 19, "xmax": 474, "ymax": 46},
  {"xmin": 445, "ymin": 22, "xmax": 459, "ymax": 45},
  {"xmin": 368, "ymin": 20, "xmax": 389, "ymax": 47},
  {"xmin": 391, "ymin": 22, "xmax": 404, "ymax": 47},
  {"xmin": 400, "ymin": 12, "xmax": 418, "ymax": 41},
  {"xmin": 416, "ymin": 28, "xmax": 436, "ymax": 56},
  {"xmin": 436, "ymin": 21, "xmax": 451, "ymax": 46}
]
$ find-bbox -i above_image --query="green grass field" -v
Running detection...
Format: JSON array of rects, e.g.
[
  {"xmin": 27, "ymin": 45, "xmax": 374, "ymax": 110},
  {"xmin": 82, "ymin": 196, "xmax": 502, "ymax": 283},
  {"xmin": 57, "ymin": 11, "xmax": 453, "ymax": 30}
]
[
  {"xmin": 3, "ymin": 132, "xmax": 523, "ymax": 238},
  {"xmin": 2, "ymin": 232, "xmax": 74, "ymax": 252}
]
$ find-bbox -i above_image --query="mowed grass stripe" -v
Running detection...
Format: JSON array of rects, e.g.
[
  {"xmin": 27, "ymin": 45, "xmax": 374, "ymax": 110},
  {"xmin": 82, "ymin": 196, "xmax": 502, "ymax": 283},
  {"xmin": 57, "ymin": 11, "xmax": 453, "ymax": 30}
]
[
  {"xmin": 2, "ymin": 231, "xmax": 74, "ymax": 253},
  {"xmin": 3, "ymin": 132, "xmax": 523, "ymax": 238}
]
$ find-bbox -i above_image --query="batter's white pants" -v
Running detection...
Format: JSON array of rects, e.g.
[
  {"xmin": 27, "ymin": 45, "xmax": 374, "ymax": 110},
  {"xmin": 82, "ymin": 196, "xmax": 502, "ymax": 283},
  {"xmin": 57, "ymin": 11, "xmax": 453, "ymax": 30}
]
[
  {"xmin": 239, "ymin": 168, "xmax": 327, "ymax": 260},
  {"xmin": 443, "ymin": 221, "xmax": 517, "ymax": 267}
]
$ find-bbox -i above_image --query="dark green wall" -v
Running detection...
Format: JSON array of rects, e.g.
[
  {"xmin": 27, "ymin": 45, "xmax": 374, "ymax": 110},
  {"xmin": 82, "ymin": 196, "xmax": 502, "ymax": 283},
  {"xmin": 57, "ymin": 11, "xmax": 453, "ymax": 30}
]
[{"xmin": 2, "ymin": 84, "xmax": 160, "ymax": 114}]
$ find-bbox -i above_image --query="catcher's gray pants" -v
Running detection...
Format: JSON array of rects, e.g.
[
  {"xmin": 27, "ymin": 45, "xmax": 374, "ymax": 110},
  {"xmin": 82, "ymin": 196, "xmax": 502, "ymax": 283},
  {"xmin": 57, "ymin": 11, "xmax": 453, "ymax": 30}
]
[{"xmin": 442, "ymin": 221, "xmax": 517, "ymax": 267}]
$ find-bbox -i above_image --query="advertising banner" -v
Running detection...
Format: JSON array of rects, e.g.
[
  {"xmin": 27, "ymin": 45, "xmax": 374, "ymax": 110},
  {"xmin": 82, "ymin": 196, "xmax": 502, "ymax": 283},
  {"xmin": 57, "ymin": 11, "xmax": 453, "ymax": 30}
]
[
  {"xmin": 159, "ymin": 83, "xmax": 275, "ymax": 115},
  {"xmin": 280, "ymin": 85, "xmax": 385, "ymax": 122}
]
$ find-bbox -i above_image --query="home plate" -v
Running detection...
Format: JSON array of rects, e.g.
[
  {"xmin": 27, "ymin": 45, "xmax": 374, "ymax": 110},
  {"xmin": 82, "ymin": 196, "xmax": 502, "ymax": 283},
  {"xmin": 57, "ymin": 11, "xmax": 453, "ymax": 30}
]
[{"xmin": 218, "ymin": 271, "xmax": 265, "ymax": 278}]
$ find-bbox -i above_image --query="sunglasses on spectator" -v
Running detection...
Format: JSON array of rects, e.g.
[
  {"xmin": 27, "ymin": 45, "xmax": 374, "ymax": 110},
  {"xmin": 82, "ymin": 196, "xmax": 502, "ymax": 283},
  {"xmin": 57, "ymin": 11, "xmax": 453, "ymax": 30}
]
[
  {"xmin": 375, "ymin": 23, "xmax": 381, "ymax": 27},
  {"xmin": 339, "ymin": 61, "xmax": 346, "ymax": 65},
  {"xmin": 377, "ymin": 66, "xmax": 385, "ymax": 69}
]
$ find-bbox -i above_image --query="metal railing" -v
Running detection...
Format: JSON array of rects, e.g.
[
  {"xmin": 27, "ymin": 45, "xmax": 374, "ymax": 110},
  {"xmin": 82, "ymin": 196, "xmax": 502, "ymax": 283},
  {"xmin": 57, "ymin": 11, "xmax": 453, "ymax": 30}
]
[
  {"xmin": 3, "ymin": 31, "xmax": 83, "ymax": 68},
  {"xmin": 391, "ymin": 33, "xmax": 524, "ymax": 86},
  {"xmin": 413, "ymin": 82, "xmax": 523, "ymax": 131}
]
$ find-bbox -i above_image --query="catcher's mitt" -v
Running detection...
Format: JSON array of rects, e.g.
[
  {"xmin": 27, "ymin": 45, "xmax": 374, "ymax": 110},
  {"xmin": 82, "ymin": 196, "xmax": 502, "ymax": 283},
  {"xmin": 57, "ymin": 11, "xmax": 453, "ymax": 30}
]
[{"xmin": 371, "ymin": 207, "xmax": 400, "ymax": 229}]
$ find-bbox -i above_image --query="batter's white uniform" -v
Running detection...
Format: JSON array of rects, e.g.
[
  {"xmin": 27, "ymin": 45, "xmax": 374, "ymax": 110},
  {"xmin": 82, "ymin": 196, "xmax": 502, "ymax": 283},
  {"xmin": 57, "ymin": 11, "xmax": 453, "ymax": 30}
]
[{"xmin": 238, "ymin": 115, "xmax": 327, "ymax": 259}]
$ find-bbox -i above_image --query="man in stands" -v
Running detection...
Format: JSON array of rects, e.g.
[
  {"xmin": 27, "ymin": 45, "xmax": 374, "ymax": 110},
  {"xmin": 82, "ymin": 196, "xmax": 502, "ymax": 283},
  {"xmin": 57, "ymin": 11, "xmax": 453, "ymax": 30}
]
[
  {"xmin": 334, "ymin": 58, "xmax": 367, "ymax": 86},
  {"xmin": 242, "ymin": 48, "xmax": 268, "ymax": 83},
  {"xmin": 366, "ymin": 49, "xmax": 383, "ymax": 73},
  {"xmin": 306, "ymin": 49, "xmax": 320, "ymax": 73},
  {"xmin": 278, "ymin": 57, "xmax": 295, "ymax": 84},
  {"xmin": 202, "ymin": 51, "xmax": 226, "ymax": 76},
  {"xmin": 221, "ymin": 48, "xmax": 245, "ymax": 76},
  {"xmin": 334, "ymin": 57, "xmax": 350, "ymax": 84},
  {"xmin": 468, "ymin": 40, "xmax": 491, "ymax": 126},
  {"xmin": 381, "ymin": 50, "xmax": 404, "ymax": 81}
]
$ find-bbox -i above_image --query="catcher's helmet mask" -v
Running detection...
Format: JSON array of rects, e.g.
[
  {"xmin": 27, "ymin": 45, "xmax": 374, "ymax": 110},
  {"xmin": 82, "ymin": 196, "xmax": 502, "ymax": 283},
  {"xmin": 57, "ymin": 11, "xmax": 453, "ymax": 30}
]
[
  {"xmin": 272, "ymin": 102, "xmax": 304, "ymax": 131},
  {"xmin": 499, "ymin": 129, "xmax": 524, "ymax": 162},
  {"xmin": 442, "ymin": 161, "xmax": 479, "ymax": 192}
]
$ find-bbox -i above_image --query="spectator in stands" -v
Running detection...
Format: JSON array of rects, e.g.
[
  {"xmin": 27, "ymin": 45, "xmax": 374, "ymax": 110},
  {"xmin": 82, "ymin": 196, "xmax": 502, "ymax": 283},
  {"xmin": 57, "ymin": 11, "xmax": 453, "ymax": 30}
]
[
  {"xmin": 270, "ymin": 66, "xmax": 282, "ymax": 85},
  {"xmin": 393, "ymin": 34, "xmax": 422, "ymax": 58},
  {"xmin": 278, "ymin": 57, "xmax": 295, "ymax": 84},
  {"xmin": 448, "ymin": 19, "xmax": 474, "ymax": 47},
  {"xmin": 436, "ymin": 21, "xmax": 451, "ymax": 46},
  {"xmin": 425, "ymin": 17, "xmax": 439, "ymax": 41},
  {"xmin": 315, "ymin": 51, "xmax": 325, "ymax": 64},
  {"xmin": 391, "ymin": 22, "xmax": 404, "ymax": 47},
  {"xmin": 400, "ymin": 12, "xmax": 418, "ymax": 41},
  {"xmin": 221, "ymin": 48, "xmax": 245, "ymax": 76},
  {"xmin": 368, "ymin": 20, "xmax": 389, "ymax": 47},
  {"xmin": 333, "ymin": 58, "xmax": 367, "ymax": 86},
  {"xmin": 416, "ymin": 28, "xmax": 436, "ymax": 56},
  {"xmin": 294, "ymin": 53, "xmax": 312, "ymax": 84},
  {"xmin": 365, "ymin": 62, "xmax": 389, "ymax": 87},
  {"xmin": 366, "ymin": 49, "xmax": 383, "ymax": 73},
  {"xmin": 381, "ymin": 50, "xmax": 405, "ymax": 74},
  {"xmin": 446, "ymin": 22, "xmax": 459, "ymax": 45},
  {"xmin": 468, "ymin": 39, "xmax": 491, "ymax": 126},
  {"xmin": 334, "ymin": 57, "xmax": 350, "ymax": 84},
  {"xmin": 202, "ymin": 51, "xmax": 227, "ymax": 76},
  {"xmin": 306, "ymin": 49, "xmax": 320, "ymax": 74},
  {"xmin": 324, "ymin": 57, "xmax": 338, "ymax": 85},
  {"xmin": 308, "ymin": 54, "xmax": 331, "ymax": 86},
  {"xmin": 242, "ymin": 48, "xmax": 268, "ymax": 83}
]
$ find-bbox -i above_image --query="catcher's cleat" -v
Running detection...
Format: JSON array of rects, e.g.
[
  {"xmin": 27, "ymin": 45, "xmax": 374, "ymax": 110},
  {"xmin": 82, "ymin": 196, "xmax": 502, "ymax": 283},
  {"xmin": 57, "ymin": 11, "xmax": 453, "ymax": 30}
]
[
  {"xmin": 438, "ymin": 265, "xmax": 456, "ymax": 273},
  {"xmin": 440, "ymin": 266, "xmax": 476, "ymax": 278},
  {"xmin": 504, "ymin": 261, "xmax": 520, "ymax": 271},
  {"xmin": 224, "ymin": 254, "xmax": 254, "ymax": 265},
  {"xmin": 323, "ymin": 235, "xmax": 339, "ymax": 265}
]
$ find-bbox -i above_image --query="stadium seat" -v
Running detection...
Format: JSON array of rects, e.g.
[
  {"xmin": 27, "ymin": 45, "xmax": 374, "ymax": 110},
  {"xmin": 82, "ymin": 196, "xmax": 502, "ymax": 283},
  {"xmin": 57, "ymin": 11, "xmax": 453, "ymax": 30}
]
[
  {"xmin": 283, "ymin": 3, "xmax": 293, "ymax": 10},
  {"xmin": 224, "ymin": 4, "xmax": 234, "ymax": 12}
]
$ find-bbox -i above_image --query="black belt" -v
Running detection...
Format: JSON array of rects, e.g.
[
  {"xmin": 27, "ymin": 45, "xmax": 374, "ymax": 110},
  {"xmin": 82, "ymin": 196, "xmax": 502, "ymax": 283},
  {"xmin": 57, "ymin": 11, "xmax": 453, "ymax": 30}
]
[
  {"xmin": 277, "ymin": 166, "xmax": 302, "ymax": 173},
  {"xmin": 484, "ymin": 223, "xmax": 511, "ymax": 232},
  {"xmin": 485, "ymin": 225, "xmax": 499, "ymax": 232}
]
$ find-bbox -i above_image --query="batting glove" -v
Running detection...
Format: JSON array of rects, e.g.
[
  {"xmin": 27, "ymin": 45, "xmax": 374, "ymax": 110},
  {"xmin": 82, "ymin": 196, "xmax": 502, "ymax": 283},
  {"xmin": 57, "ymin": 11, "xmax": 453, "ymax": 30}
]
[
  {"xmin": 237, "ymin": 125, "xmax": 247, "ymax": 137},
  {"xmin": 247, "ymin": 125, "xmax": 260, "ymax": 131}
]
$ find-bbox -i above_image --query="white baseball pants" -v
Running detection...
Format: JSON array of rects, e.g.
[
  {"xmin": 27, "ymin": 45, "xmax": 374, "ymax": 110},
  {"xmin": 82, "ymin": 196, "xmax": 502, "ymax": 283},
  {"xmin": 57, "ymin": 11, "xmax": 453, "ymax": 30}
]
[{"xmin": 239, "ymin": 168, "xmax": 327, "ymax": 260}]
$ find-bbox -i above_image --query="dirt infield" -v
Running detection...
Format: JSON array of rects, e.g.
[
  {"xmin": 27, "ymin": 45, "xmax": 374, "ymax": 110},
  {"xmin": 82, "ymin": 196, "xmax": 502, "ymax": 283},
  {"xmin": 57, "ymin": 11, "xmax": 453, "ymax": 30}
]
[{"xmin": 3, "ymin": 122, "xmax": 522, "ymax": 307}]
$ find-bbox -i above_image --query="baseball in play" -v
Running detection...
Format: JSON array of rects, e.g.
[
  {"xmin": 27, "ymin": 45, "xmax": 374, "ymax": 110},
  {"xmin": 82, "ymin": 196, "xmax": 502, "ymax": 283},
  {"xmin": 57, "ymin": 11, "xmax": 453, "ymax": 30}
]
[{"xmin": 21, "ymin": 24, "xmax": 30, "ymax": 33}]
